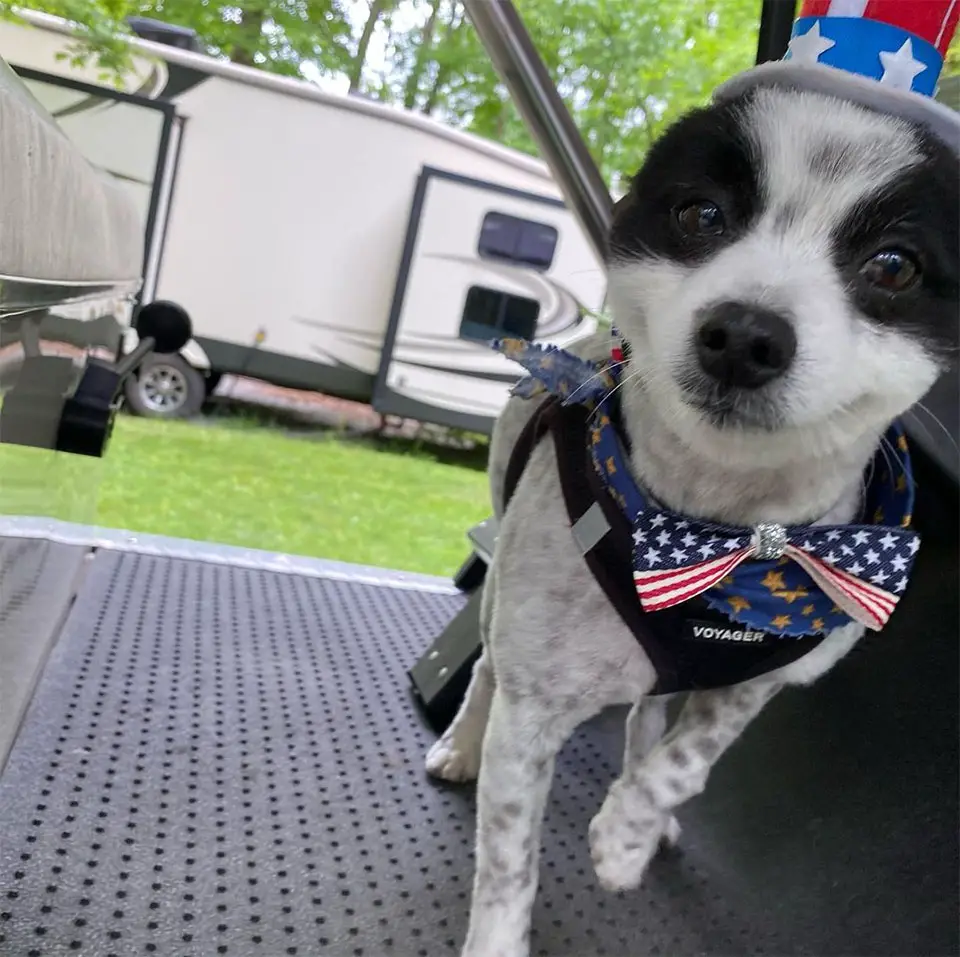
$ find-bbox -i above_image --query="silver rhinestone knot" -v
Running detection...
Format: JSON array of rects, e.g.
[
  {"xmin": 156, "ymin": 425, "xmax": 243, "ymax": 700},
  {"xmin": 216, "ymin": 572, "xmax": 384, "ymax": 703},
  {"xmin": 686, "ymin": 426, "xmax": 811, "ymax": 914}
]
[{"xmin": 752, "ymin": 522, "xmax": 787, "ymax": 560}]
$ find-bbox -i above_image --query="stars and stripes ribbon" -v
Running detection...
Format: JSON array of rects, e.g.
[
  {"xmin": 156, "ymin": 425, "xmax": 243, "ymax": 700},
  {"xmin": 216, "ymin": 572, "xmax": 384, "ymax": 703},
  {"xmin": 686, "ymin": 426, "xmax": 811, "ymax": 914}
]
[
  {"xmin": 632, "ymin": 510, "xmax": 918, "ymax": 632},
  {"xmin": 491, "ymin": 335, "xmax": 919, "ymax": 637}
]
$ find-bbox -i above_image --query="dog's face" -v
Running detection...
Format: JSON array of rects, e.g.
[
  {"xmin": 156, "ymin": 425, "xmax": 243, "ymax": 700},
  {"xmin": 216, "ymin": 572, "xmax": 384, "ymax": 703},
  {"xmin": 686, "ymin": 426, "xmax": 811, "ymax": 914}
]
[{"xmin": 606, "ymin": 87, "xmax": 959, "ymax": 467}]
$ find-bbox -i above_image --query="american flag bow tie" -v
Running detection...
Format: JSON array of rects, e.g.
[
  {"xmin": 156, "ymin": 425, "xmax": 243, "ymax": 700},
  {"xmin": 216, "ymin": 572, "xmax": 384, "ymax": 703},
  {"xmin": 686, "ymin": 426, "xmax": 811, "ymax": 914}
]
[
  {"xmin": 633, "ymin": 514, "xmax": 920, "ymax": 632},
  {"xmin": 487, "ymin": 334, "xmax": 919, "ymax": 635}
]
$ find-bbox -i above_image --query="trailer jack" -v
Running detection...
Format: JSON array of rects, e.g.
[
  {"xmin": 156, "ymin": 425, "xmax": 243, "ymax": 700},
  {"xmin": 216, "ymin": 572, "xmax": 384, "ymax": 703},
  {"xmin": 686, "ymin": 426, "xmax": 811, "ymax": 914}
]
[{"xmin": 0, "ymin": 300, "xmax": 191, "ymax": 457}]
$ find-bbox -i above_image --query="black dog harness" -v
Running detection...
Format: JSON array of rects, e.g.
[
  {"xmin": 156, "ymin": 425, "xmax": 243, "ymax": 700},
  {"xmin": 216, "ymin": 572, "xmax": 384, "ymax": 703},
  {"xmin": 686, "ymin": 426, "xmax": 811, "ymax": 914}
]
[{"xmin": 502, "ymin": 395, "xmax": 827, "ymax": 694}]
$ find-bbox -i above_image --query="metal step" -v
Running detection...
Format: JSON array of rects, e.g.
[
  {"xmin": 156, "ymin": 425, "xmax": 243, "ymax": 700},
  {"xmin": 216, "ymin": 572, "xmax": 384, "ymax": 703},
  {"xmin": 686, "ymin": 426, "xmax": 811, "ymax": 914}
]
[
  {"xmin": 0, "ymin": 536, "xmax": 88, "ymax": 773},
  {"xmin": 0, "ymin": 534, "xmax": 955, "ymax": 956}
]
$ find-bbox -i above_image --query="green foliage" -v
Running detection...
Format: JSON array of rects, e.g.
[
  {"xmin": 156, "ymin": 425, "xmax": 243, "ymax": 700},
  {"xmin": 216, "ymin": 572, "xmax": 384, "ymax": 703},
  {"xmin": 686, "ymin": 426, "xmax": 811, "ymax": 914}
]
[
  {"xmin": 17, "ymin": 0, "xmax": 958, "ymax": 187},
  {"xmin": 2, "ymin": 0, "xmax": 763, "ymax": 182},
  {"xmin": 944, "ymin": 29, "xmax": 959, "ymax": 77},
  {"xmin": 1, "ymin": 0, "xmax": 356, "ymax": 75},
  {"xmin": 141, "ymin": 0, "xmax": 354, "ymax": 76},
  {"xmin": 356, "ymin": 0, "xmax": 762, "ymax": 184},
  {"xmin": 0, "ymin": 0, "xmax": 133, "ymax": 75},
  {"xmin": 495, "ymin": 0, "xmax": 762, "ymax": 185}
]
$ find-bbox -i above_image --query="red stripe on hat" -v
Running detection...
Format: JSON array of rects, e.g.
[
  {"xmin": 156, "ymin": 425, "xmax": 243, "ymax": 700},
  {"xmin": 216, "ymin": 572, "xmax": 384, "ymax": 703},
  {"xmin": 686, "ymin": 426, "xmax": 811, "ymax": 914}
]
[
  {"xmin": 864, "ymin": 0, "xmax": 959, "ymax": 55},
  {"xmin": 800, "ymin": 1, "xmax": 834, "ymax": 16},
  {"xmin": 799, "ymin": 0, "xmax": 959, "ymax": 56}
]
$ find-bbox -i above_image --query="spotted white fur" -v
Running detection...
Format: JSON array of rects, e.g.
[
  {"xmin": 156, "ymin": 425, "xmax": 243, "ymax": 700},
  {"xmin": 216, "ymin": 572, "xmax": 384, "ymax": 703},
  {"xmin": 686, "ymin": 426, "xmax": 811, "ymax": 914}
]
[{"xmin": 425, "ymin": 88, "xmax": 957, "ymax": 957}]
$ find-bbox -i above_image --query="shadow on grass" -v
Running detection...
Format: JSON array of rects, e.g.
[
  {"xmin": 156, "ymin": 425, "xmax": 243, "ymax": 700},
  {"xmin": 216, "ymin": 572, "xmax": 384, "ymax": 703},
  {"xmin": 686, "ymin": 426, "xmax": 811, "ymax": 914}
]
[
  {"xmin": 197, "ymin": 396, "xmax": 491, "ymax": 472},
  {"xmin": 357, "ymin": 431, "xmax": 490, "ymax": 472}
]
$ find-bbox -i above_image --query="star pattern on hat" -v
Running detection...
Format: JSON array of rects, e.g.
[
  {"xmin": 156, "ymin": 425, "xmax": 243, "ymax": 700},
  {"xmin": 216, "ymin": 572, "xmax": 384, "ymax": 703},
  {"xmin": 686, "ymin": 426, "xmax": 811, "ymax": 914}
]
[
  {"xmin": 878, "ymin": 38, "xmax": 928, "ymax": 91},
  {"xmin": 787, "ymin": 20, "xmax": 836, "ymax": 64},
  {"xmin": 773, "ymin": 6, "xmax": 958, "ymax": 99}
]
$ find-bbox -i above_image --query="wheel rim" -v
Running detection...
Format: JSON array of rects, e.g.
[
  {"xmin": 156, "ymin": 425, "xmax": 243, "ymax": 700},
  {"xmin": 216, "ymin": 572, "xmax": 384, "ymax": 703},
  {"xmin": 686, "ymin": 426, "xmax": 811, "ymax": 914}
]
[{"xmin": 139, "ymin": 364, "xmax": 189, "ymax": 414}]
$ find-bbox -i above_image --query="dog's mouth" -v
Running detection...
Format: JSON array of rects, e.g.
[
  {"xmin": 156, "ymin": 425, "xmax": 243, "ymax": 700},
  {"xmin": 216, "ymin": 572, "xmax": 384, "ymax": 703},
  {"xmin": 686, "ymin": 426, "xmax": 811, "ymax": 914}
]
[{"xmin": 679, "ymin": 379, "xmax": 785, "ymax": 432}]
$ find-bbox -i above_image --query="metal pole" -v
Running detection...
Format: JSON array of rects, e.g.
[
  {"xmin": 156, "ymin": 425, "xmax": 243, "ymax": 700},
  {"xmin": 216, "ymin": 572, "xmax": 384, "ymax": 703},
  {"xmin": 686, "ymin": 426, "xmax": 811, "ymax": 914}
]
[
  {"xmin": 462, "ymin": 1, "xmax": 800, "ymax": 260},
  {"xmin": 461, "ymin": 0, "xmax": 612, "ymax": 263},
  {"xmin": 755, "ymin": 0, "xmax": 797, "ymax": 64}
]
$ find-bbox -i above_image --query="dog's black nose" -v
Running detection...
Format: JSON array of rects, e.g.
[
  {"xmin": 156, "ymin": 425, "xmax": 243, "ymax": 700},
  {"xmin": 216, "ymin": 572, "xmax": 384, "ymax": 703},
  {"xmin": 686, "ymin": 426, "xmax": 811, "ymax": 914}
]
[{"xmin": 695, "ymin": 302, "xmax": 796, "ymax": 389}]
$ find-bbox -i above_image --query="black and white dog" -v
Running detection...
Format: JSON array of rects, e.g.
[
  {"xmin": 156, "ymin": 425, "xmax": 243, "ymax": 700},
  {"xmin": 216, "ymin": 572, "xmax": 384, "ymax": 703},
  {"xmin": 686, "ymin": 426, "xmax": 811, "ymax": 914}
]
[{"xmin": 426, "ymin": 85, "xmax": 958, "ymax": 957}]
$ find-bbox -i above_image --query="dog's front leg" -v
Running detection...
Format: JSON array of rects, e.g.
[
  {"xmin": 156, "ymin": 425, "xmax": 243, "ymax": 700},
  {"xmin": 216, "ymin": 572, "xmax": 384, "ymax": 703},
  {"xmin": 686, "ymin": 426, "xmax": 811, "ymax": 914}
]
[
  {"xmin": 590, "ymin": 680, "xmax": 780, "ymax": 891},
  {"xmin": 426, "ymin": 650, "xmax": 495, "ymax": 783},
  {"xmin": 462, "ymin": 689, "xmax": 584, "ymax": 957},
  {"xmin": 427, "ymin": 565, "xmax": 500, "ymax": 784}
]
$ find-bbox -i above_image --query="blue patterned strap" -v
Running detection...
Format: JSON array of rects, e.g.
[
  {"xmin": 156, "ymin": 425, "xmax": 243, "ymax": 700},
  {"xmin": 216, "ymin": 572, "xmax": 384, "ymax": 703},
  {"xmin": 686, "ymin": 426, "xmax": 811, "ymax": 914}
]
[{"xmin": 491, "ymin": 338, "xmax": 615, "ymax": 407}]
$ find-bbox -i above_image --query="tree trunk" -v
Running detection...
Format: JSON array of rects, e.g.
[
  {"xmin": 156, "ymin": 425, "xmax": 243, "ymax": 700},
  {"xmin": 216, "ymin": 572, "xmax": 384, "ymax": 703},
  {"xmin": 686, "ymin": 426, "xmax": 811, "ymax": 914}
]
[
  {"xmin": 495, "ymin": 105, "xmax": 505, "ymax": 140},
  {"xmin": 349, "ymin": 0, "xmax": 390, "ymax": 93},
  {"xmin": 421, "ymin": 67, "xmax": 447, "ymax": 115},
  {"xmin": 402, "ymin": 0, "xmax": 441, "ymax": 110},
  {"xmin": 421, "ymin": 1, "xmax": 463, "ymax": 114}
]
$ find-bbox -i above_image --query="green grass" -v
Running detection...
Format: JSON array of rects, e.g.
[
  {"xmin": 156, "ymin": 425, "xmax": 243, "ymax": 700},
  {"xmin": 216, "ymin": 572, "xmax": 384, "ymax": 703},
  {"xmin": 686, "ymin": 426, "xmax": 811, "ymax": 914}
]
[{"xmin": 0, "ymin": 415, "xmax": 492, "ymax": 577}]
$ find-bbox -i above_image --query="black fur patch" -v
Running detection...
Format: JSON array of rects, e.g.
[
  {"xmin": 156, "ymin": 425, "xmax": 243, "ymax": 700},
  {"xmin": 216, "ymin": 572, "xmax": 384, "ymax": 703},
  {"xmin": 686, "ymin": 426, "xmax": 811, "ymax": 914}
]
[
  {"xmin": 608, "ymin": 95, "xmax": 761, "ymax": 265},
  {"xmin": 831, "ymin": 128, "xmax": 959, "ymax": 358}
]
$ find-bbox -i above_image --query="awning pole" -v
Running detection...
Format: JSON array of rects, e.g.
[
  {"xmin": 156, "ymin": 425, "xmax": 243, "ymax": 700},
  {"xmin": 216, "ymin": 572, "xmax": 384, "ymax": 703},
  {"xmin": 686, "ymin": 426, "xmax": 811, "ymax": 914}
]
[
  {"xmin": 463, "ymin": 0, "xmax": 802, "ymax": 265},
  {"xmin": 461, "ymin": 0, "xmax": 612, "ymax": 262},
  {"xmin": 755, "ymin": 0, "xmax": 798, "ymax": 64}
]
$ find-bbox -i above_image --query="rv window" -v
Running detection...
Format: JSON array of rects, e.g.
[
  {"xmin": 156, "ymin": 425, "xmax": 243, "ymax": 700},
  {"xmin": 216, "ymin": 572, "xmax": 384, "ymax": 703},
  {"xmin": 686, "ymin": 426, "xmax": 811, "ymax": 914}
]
[
  {"xmin": 459, "ymin": 286, "xmax": 540, "ymax": 343},
  {"xmin": 478, "ymin": 212, "xmax": 558, "ymax": 270}
]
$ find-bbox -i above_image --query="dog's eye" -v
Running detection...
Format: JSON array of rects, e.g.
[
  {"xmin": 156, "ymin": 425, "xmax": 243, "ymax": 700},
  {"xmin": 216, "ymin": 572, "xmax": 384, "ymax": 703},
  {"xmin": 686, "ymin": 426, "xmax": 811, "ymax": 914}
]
[
  {"xmin": 861, "ymin": 249, "xmax": 920, "ymax": 292},
  {"xmin": 675, "ymin": 201, "xmax": 725, "ymax": 237}
]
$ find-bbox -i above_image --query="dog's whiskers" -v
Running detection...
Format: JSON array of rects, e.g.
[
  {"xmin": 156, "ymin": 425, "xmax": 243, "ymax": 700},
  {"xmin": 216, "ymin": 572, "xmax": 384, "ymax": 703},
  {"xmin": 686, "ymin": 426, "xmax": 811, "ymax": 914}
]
[
  {"xmin": 898, "ymin": 412, "xmax": 940, "ymax": 473},
  {"xmin": 588, "ymin": 364, "xmax": 670, "ymax": 425},
  {"xmin": 566, "ymin": 360, "xmax": 630, "ymax": 404},
  {"xmin": 876, "ymin": 435, "xmax": 910, "ymax": 495},
  {"xmin": 911, "ymin": 402, "xmax": 960, "ymax": 459},
  {"xmin": 860, "ymin": 454, "xmax": 877, "ymax": 507},
  {"xmin": 607, "ymin": 236, "xmax": 659, "ymax": 261}
]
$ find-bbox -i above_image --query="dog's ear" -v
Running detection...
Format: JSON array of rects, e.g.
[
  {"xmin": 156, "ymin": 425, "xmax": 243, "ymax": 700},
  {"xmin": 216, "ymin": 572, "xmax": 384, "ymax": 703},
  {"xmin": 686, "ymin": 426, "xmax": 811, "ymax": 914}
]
[
  {"xmin": 611, "ymin": 191, "xmax": 632, "ymax": 216},
  {"xmin": 611, "ymin": 183, "xmax": 639, "ymax": 224},
  {"xmin": 606, "ymin": 191, "xmax": 636, "ymax": 261}
]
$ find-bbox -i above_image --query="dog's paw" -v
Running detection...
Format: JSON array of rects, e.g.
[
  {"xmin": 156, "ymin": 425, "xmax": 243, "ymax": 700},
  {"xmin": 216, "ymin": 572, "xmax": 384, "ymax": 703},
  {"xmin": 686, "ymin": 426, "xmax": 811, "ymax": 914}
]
[
  {"xmin": 589, "ymin": 790, "xmax": 679, "ymax": 892},
  {"xmin": 425, "ymin": 735, "xmax": 481, "ymax": 783},
  {"xmin": 660, "ymin": 812, "xmax": 682, "ymax": 849}
]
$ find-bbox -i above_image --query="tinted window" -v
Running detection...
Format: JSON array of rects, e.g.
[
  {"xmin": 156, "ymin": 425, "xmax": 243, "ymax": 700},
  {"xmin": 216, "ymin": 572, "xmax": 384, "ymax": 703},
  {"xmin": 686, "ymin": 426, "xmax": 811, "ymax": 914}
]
[
  {"xmin": 459, "ymin": 286, "xmax": 540, "ymax": 343},
  {"xmin": 478, "ymin": 212, "xmax": 558, "ymax": 270}
]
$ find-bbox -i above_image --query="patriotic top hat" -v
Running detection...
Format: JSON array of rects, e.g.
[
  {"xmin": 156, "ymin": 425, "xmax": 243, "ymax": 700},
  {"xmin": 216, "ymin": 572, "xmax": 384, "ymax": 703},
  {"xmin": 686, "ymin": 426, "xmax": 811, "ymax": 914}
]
[{"xmin": 715, "ymin": 0, "xmax": 960, "ymax": 153}]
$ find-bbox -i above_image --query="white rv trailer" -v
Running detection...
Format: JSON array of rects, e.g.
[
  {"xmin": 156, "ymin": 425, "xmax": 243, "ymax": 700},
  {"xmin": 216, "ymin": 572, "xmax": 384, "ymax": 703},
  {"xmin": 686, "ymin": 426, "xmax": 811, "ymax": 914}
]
[{"xmin": 0, "ymin": 10, "xmax": 606, "ymax": 432}]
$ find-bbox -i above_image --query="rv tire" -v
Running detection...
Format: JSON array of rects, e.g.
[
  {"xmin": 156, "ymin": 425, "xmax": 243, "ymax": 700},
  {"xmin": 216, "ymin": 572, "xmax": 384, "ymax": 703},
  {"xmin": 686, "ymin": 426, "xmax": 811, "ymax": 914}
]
[{"xmin": 125, "ymin": 352, "xmax": 206, "ymax": 419}]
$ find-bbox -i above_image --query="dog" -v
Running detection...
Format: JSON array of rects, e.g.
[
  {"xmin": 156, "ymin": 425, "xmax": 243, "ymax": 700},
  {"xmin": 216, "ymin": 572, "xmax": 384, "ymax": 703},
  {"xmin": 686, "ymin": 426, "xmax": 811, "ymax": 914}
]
[{"xmin": 426, "ymin": 85, "xmax": 959, "ymax": 957}]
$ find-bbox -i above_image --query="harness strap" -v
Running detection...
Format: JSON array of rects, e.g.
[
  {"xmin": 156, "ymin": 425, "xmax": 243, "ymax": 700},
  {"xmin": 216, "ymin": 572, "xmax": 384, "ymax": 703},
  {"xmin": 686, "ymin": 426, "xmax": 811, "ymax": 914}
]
[
  {"xmin": 502, "ymin": 397, "xmax": 557, "ymax": 510},
  {"xmin": 547, "ymin": 400, "xmax": 682, "ymax": 690},
  {"xmin": 501, "ymin": 397, "xmax": 682, "ymax": 690},
  {"xmin": 501, "ymin": 395, "xmax": 828, "ymax": 695}
]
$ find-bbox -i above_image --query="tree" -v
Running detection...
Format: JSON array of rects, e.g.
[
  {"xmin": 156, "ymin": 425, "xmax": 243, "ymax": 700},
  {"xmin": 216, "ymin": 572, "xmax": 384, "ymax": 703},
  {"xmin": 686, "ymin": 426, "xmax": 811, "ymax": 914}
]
[
  {"xmin": 1, "ymin": 0, "xmax": 355, "ymax": 77},
  {"xmin": 944, "ymin": 30, "xmax": 959, "ymax": 76},
  {"xmin": 36, "ymin": 0, "xmax": 960, "ymax": 188},
  {"xmin": 373, "ymin": 0, "xmax": 762, "ymax": 186},
  {"xmin": 0, "ymin": 0, "xmax": 135, "ymax": 74},
  {"xmin": 139, "ymin": 0, "xmax": 353, "ymax": 77},
  {"xmin": 348, "ymin": 0, "xmax": 392, "ymax": 92},
  {"xmin": 0, "ymin": 0, "xmax": 764, "ymax": 178},
  {"xmin": 400, "ymin": 0, "xmax": 439, "ymax": 108},
  {"xmin": 420, "ymin": 1, "xmax": 465, "ymax": 114}
]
